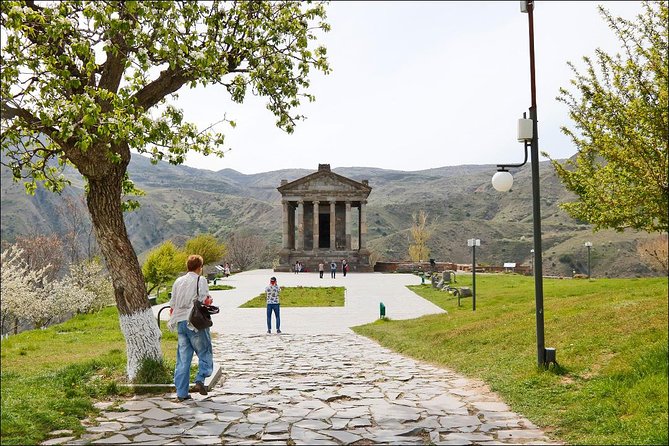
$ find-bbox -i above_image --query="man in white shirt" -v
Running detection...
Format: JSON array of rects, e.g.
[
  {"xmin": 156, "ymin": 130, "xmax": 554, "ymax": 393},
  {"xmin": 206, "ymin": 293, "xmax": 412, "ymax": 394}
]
[{"xmin": 168, "ymin": 254, "xmax": 213, "ymax": 401}]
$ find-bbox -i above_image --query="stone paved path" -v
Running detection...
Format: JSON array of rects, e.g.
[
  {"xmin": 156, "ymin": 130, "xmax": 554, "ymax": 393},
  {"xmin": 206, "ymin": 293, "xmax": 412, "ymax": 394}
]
[{"xmin": 62, "ymin": 334, "xmax": 560, "ymax": 445}]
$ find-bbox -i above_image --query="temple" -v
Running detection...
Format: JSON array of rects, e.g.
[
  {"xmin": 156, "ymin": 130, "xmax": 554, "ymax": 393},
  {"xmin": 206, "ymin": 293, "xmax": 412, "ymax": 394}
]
[{"xmin": 275, "ymin": 164, "xmax": 373, "ymax": 272}]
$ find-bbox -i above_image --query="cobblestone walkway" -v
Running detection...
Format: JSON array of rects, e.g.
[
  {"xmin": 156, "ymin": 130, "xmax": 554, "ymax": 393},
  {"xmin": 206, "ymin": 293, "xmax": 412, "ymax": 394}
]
[{"xmin": 60, "ymin": 334, "xmax": 560, "ymax": 445}]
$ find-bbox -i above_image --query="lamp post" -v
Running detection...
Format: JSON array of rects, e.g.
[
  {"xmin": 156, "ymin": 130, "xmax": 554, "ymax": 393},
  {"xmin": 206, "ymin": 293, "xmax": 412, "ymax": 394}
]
[
  {"xmin": 491, "ymin": 0, "xmax": 555, "ymax": 367},
  {"xmin": 467, "ymin": 238, "xmax": 480, "ymax": 311},
  {"xmin": 584, "ymin": 241, "xmax": 592, "ymax": 278}
]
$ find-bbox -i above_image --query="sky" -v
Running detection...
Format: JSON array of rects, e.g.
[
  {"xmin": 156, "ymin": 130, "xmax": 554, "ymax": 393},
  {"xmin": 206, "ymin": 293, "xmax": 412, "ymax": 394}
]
[{"xmin": 172, "ymin": 1, "xmax": 645, "ymax": 175}]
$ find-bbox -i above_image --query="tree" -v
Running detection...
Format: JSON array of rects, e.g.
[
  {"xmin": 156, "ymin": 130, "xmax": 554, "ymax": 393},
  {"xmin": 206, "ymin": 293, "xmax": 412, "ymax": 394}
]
[
  {"xmin": 184, "ymin": 233, "xmax": 226, "ymax": 267},
  {"xmin": 408, "ymin": 210, "xmax": 432, "ymax": 262},
  {"xmin": 1, "ymin": 1, "xmax": 330, "ymax": 378},
  {"xmin": 637, "ymin": 234, "xmax": 668, "ymax": 273},
  {"xmin": 13, "ymin": 233, "xmax": 65, "ymax": 281},
  {"xmin": 547, "ymin": 1, "xmax": 668, "ymax": 233},
  {"xmin": 225, "ymin": 232, "xmax": 269, "ymax": 271},
  {"xmin": 142, "ymin": 240, "xmax": 187, "ymax": 295}
]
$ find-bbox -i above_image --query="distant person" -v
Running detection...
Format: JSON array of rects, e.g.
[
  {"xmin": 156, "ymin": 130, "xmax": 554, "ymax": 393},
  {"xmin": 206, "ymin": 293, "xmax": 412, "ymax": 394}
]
[
  {"xmin": 224, "ymin": 262, "xmax": 231, "ymax": 277},
  {"xmin": 294, "ymin": 261, "xmax": 299, "ymax": 274},
  {"xmin": 168, "ymin": 254, "xmax": 213, "ymax": 401},
  {"xmin": 318, "ymin": 261, "xmax": 324, "ymax": 279},
  {"xmin": 265, "ymin": 276, "xmax": 281, "ymax": 334},
  {"xmin": 330, "ymin": 260, "xmax": 337, "ymax": 278},
  {"xmin": 342, "ymin": 259, "xmax": 348, "ymax": 277}
]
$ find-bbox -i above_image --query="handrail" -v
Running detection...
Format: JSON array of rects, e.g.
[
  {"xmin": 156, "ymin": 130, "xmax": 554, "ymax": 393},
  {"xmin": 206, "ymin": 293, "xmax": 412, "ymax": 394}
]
[{"xmin": 156, "ymin": 305, "xmax": 171, "ymax": 328}]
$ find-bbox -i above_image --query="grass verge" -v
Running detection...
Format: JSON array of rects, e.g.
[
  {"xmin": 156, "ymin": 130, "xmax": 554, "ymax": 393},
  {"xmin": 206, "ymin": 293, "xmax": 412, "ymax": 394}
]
[
  {"xmin": 0, "ymin": 306, "xmax": 179, "ymax": 445},
  {"xmin": 240, "ymin": 286, "xmax": 345, "ymax": 308},
  {"xmin": 353, "ymin": 275, "xmax": 668, "ymax": 445}
]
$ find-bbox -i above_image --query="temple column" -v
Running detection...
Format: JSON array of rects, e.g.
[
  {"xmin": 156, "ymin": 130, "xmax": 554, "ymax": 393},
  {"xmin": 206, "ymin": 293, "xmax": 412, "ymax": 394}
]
[
  {"xmin": 297, "ymin": 200, "xmax": 304, "ymax": 251},
  {"xmin": 345, "ymin": 201, "xmax": 352, "ymax": 250},
  {"xmin": 359, "ymin": 200, "xmax": 368, "ymax": 250},
  {"xmin": 330, "ymin": 200, "xmax": 336, "ymax": 250},
  {"xmin": 313, "ymin": 200, "xmax": 320, "ymax": 252},
  {"xmin": 282, "ymin": 201, "xmax": 289, "ymax": 249}
]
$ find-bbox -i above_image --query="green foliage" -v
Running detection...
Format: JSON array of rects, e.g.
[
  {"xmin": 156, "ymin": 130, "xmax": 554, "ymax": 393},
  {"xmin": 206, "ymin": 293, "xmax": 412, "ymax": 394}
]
[
  {"xmin": 142, "ymin": 241, "xmax": 187, "ymax": 294},
  {"xmin": 184, "ymin": 233, "xmax": 226, "ymax": 266},
  {"xmin": 240, "ymin": 286, "xmax": 345, "ymax": 308},
  {"xmin": 209, "ymin": 284, "xmax": 234, "ymax": 291},
  {"xmin": 1, "ymin": 1, "xmax": 331, "ymax": 193},
  {"xmin": 356, "ymin": 275, "xmax": 668, "ymax": 445},
  {"xmin": 133, "ymin": 357, "xmax": 173, "ymax": 385},
  {"xmin": 1, "ymin": 306, "xmax": 179, "ymax": 445},
  {"xmin": 548, "ymin": 1, "xmax": 668, "ymax": 233}
]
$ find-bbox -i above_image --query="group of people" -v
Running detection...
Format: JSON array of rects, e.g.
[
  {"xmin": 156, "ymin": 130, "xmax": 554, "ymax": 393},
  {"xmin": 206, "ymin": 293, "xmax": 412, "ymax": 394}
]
[
  {"xmin": 167, "ymin": 255, "xmax": 352, "ymax": 401},
  {"xmin": 316, "ymin": 259, "xmax": 349, "ymax": 278}
]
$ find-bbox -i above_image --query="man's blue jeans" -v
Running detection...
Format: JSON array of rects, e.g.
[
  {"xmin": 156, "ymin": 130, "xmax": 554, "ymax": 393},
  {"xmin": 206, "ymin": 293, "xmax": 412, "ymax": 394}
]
[
  {"xmin": 174, "ymin": 320, "xmax": 213, "ymax": 398},
  {"xmin": 267, "ymin": 304, "xmax": 280, "ymax": 331}
]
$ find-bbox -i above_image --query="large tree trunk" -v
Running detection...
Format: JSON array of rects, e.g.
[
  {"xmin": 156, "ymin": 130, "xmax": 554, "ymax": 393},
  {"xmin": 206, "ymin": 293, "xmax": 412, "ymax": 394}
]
[{"xmin": 85, "ymin": 163, "xmax": 162, "ymax": 380}]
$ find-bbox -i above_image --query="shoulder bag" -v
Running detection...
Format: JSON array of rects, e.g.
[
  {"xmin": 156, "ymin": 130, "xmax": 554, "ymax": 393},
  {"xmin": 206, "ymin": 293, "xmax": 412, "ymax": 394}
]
[{"xmin": 188, "ymin": 276, "xmax": 219, "ymax": 330}]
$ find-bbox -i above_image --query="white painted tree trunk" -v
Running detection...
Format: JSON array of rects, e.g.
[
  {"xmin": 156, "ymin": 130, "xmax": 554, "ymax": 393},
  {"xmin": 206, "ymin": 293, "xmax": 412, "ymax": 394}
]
[{"xmin": 119, "ymin": 308, "xmax": 163, "ymax": 381}]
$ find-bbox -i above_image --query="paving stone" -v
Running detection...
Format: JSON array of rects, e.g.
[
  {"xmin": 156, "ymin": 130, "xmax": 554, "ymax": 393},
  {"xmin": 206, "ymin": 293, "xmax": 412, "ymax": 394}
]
[
  {"xmin": 91, "ymin": 434, "xmax": 130, "ymax": 444},
  {"xmin": 41, "ymin": 437, "xmax": 75, "ymax": 445},
  {"xmin": 439, "ymin": 415, "xmax": 482, "ymax": 429},
  {"xmin": 217, "ymin": 411, "xmax": 245, "ymax": 422},
  {"xmin": 121, "ymin": 400, "xmax": 157, "ymax": 411},
  {"xmin": 224, "ymin": 423, "xmax": 264, "ymax": 438},
  {"xmin": 185, "ymin": 421, "xmax": 231, "ymax": 437},
  {"xmin": 320, "ymin": 429, "xmax": 363, "ymax": 444},
  {"xmin": 134, "ymin": 433, "xmax": 166, "ymax": 442},
  {"xmin": 88, "ymin": 422, "xmax": 123, "ymax": 433},
  {"xmin": 294, "ymin": 419, "xmax": 331, "ymax": 430},
  {"xmin": 496, "ymin": 429, "xmax": 549, "ymax": 440},
  {"xmin": 247, "ymin": 410, "xmax": 280, "ymax": 424},
  {"xmin": 119, "ymin": 427, "xmax": 145, "ymax": 436},
  {"xmin": 47, "ymin": 429, "xmax": 74, "ymax": 436},
  {"xmin": 117, "ymin": 415, "xmax": 143, "ymax": 423},
  {"xmin": 441, "ymin": 432, "xmax": 496, "ymax": 442},
  {"xmin": 93, "ymin": 402, "xmax": 115, "ymax": 410},
  {"xmin": 472, "ymin": 401, "xmax": 511, "ymax": 412},
  {"xmin": 140, "ymin": 407, "xmax": 177, "ymax": 421}
]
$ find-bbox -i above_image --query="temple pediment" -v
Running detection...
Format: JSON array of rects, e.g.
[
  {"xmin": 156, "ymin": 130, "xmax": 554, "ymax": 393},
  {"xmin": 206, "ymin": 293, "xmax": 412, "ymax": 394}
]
[{"xmin": 277, "ymin": 164, "xmax": 371, "ymax": 197}]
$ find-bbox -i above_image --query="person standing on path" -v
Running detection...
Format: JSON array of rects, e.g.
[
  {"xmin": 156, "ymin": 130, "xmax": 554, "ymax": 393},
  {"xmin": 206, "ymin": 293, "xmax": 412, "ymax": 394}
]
[
  {"xmin": 265, "ymin": 276, "xmax": 281, "ymax": 334},
  {"xmin": 318, "ymin": 261, "xmax": 324, "ymax": 279},
  {"xmin": 330, "ymin": 260, "xmax": 337, "ymax": 278},
  {"xmin": 168, "ymin": 254, "xmax": 213, "ymax": 401},
  {"xmin": 342, "ymin": 259, "xmax": 348, "ymax": 277}
]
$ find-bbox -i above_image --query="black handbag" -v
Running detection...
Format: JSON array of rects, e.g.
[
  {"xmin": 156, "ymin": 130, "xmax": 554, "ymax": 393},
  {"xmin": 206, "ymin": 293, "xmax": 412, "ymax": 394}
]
[{"xmin": 188, "ymin": 277, "xmax": 219, "ymax": 330}]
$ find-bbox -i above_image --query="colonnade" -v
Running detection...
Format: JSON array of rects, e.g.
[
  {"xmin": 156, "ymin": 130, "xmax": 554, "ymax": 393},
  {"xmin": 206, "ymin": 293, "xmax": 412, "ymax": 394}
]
[{"xmin": 281, "ymin": 199, "xmax": 367, "ymax": 252}]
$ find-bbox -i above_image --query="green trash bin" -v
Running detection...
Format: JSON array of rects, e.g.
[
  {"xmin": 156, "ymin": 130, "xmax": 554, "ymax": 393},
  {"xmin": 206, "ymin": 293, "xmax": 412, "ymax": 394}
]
[{"xmin": 380, "ymin": 302, "xmax": 386, "ymax": 319}]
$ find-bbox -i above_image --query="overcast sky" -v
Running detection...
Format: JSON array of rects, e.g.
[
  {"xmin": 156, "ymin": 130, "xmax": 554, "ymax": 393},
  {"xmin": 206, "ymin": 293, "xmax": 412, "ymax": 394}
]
[{"xmin": 173, "ymin": 1, "xmax": 644, "ymax": 175}]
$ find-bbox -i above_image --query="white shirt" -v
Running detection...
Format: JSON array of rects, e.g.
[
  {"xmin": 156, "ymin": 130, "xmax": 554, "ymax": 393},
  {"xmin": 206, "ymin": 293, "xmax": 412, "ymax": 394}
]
[{"xmin": 168, "ymin": 272, "xmax": 209, "ymax": 331}]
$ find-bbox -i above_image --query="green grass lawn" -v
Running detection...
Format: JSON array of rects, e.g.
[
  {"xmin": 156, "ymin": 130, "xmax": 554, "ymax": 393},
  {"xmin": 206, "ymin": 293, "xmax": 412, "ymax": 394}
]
[
  {"xmin": 240, "ymin": 286, "xmax": 345, "ymax": 308},
  {"xmin": 353, "ymin": 274, "xmax": 668, "ymax": 445},
  {"xmin": 0, "ymin": 307, "xmax": 179, "ymax": 445}
]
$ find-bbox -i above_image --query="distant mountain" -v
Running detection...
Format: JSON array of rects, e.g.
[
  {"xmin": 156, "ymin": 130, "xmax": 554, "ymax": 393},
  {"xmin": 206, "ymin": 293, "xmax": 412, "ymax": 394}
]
[{"xmin": 0, "ymin": 154, "xmax": 661, "ymax": 277}]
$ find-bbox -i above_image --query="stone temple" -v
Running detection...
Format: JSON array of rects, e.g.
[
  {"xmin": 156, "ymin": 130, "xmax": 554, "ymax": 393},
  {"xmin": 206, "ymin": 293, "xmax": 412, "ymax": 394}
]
[{"xmin": 275, "ymin": 164, "xmax": 373, "ymax": 272}]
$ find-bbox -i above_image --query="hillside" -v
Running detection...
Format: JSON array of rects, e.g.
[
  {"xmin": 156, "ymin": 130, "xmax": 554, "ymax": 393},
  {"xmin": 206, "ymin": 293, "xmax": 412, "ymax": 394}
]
[{"xmin": 0, "ymin": 155, "xmax": 662, "ymax": 277}]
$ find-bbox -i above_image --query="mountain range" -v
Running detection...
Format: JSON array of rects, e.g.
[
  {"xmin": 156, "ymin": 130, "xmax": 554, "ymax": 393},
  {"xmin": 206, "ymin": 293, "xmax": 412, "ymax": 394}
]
[{"xmin": 0, "ymin": 154, "xmax": 661, "ymax": 278}]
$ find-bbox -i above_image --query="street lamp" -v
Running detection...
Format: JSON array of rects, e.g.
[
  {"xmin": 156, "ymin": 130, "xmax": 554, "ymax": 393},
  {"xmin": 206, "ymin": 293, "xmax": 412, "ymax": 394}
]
[
  {"xmin": 491, "ymin": 0, "xmax": 555, "ymax": 367},
  {"xmin": 584, "ymin": 241, "xmax": 592, "ymax": 278},
  {"xmin": 467, "ymin": 238, "xmax": 480, "ymax": 311}
]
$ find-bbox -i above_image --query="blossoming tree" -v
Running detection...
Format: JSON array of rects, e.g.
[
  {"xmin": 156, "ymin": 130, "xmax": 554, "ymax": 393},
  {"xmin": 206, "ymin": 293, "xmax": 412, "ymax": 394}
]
[{"xmin": 1, "ymin": 1, "xmax": 330, "ymax": 378}]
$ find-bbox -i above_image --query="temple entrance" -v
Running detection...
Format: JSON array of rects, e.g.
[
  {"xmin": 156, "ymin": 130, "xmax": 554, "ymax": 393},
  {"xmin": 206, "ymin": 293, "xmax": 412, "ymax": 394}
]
[{"xmin": 319, "ymin": 213, "xmax": 330, "ymax": 249}]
